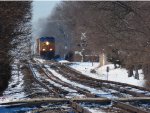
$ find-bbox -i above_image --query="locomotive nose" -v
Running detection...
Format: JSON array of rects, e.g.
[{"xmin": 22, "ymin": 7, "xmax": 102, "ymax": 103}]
[{"xmin": 38, "ymin": 37, "xmax": 55, "ymax": 60}]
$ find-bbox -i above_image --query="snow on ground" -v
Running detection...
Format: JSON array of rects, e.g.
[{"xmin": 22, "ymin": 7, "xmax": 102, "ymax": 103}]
[
  {"xmin": 34, "ymin": 58, "xmax": 46, "ymax": 63},
  {"xmin": 70, "ymin": 62, "xmax": 145, "ymax": 87},
  {"xmin": 88, "ymin": 109, "xmax": 105, "ymax": 113},
  {"xmin": 0, "ymin": 60, "xmax": 146, "ymax": 107},
  {"xmin": 0, "ymin": 63, "xmax": 47, "ymax": 103},
  {"xmin": 0, "ymin": 65, "xmax": 25, "ymax": 103},
  {"xmin": 33, "ymin": 68, "xmax": 77, "ymax": 93},
  {"xmin": 33, "ymin": 66, "xmax": 88, "ymax": 98},
  {"xmin": 70, "ymin": 62, "xmax": 100, "ymax": 77},
  {"xmin": 58, "ymin": 60, "xmax": 69, "ymax": 63},
  {"xmin": 46, "ymin": 66, "xmax": 113, "ymax": 97}
]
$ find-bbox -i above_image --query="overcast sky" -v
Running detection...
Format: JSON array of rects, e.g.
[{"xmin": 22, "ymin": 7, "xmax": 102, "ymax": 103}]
[
  {"xmin": 32, "ymin": 1, "xmax": 60, "ymax": 23},
  {"xmin": 32, "ymin": 1, "xmax": 60, "ymax": 38}
]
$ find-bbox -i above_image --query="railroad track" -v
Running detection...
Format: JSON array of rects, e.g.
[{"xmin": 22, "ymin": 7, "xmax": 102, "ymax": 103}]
[
  {"xmin": 41, "ymin": 65, "xmax": 97, "ymax": 97},
  {"xmin": 28, "ymin": 64, "xmax": 60, "ymax": 97},
  {"xmin": 43, "ymin": 63, "xmax": 150, "ymax": 113},
  {"xmin": 28, "ymin": 63, "xmax": 131, "ymax": 112},
  {"xmin": 28, "ymin": 63, "xmax": 93, "ymax": 113},
  {"xmin": 43, "ymin": 65, "xmax": 125, "ymax": 98},
  {"xmin": 7, "ymin": 62, "xmax": 150, "ymax": 113},
  {"xmin": 53, "ymin": 64, "xmax": 150, "ymax": 97}
]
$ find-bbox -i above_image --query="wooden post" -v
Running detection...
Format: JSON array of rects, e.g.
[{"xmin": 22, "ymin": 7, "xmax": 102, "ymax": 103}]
[
  {"xmin": 135, "ymin": 65, "xmax": 139, "ymax": 80},
  {"xmin": 100, "ymin": 53, "xmax": 106, "ymax": 67},
  {"xmin": 128, "ymin": 65, "xmax": 134, "ymax": 77}
]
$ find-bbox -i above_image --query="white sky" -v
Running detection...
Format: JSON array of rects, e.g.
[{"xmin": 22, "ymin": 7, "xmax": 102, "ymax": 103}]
[
  {"xmin": 32, "ymin": 1, "xmax": 60, "ymax": 23},
  {"xmin": 32, "ymin": 1, "xmax": 60, "ymax": 38}
]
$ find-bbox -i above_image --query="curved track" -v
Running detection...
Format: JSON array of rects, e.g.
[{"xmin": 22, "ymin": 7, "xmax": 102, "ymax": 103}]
[
  {"xmin": 52, "ymin": 64, "xmax": 150, "ymax": 97},
  {"xmin": 28, "ymin": 63, "xmax": 93, "ymax": 113},
  {"xmin": 24, "ymin": 61, "xmax": 150, "ymax": 113},
  {"xmin": 45, "ymin": 63, "xmax": 150, "ymax": 113}
]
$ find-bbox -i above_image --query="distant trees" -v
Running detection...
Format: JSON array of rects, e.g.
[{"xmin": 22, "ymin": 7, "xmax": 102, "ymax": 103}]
[
  {"xmin": 48, "ymin": 1, "xmax": 150, "ymax": 78},
  {"xmin": 0, "ymin": 1, "xmax": 32, "ymax": 94}
]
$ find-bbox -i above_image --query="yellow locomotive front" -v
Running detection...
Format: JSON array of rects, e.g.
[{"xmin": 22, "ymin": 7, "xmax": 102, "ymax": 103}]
[{"xmin": 38, "ymin": 37, "xmax": 55, "ymax": 60}]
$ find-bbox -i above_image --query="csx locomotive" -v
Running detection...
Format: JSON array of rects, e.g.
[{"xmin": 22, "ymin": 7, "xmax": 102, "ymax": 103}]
[{"xmin": 37, "ymin": 37, "xmax": 55, "ymax": 60}]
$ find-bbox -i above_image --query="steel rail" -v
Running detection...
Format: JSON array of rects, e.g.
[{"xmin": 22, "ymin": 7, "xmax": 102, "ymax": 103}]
[
  {"xmin": 28, "ymin": 64, "xmax": 60, "ymax": 97},
  {"xmin": 63, "ymin": 64, "xmax": 150, "ymax": 92},
  {"xmin": 52, "ymin": 65, "xmax": 146, "ymax": 97},
  {"xmin": 52, "ymin": 65, "xmax": 150, "ymax": 113},
  {"xmin": 57, "ymin": 64, "xmax": 150, "ymax": 97},
  {"xmin": 40, "ymin": 65, "xmax": 96, "ymax": 98},
  {"xmin": 28, "ymin": 61, "xmax": 150, "ymax": 113},
  {"xmin": 1, "ymin": 97, "xmax": 150, "ymax": 105},
  {"xmin": 29, "ymin": 63, "xmax": 92, "ymax": 113},
  {"xmin": 113, "ymin": 101, "xmax": 149, "ymax": 113}
]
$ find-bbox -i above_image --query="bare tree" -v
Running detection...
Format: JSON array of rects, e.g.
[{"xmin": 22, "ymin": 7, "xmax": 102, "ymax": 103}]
[
  {"xmin": 0, "ymin": 1, "xmax": 32, "ymax": 94},
  {"xmin": 40, "ymin": 1, "xmax": 150, "ymax": 78}
]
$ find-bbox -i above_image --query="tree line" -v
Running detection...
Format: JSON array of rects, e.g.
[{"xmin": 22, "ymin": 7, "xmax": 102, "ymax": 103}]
[
  {"xmin": 0, "ymin": 1, "xmax": 31, "ymax": 94},
  {"xmin": 46, "ymin": 1, "xmax": 150, "ymax": 78}
]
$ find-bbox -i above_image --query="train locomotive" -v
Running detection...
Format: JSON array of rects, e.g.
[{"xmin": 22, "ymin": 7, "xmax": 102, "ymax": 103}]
[{"xmin": 37, "ymin": 37, "xmax": 55, "ymax": 60}]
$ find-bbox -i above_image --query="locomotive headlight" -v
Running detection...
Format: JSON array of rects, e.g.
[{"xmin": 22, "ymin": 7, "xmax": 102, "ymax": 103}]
[
  {"xmin": 50, "ymin": 48, "xmax": 53, "ymax": 51},
  {"xmin": 46, "ymin": 41, "xmax": 50, "ymax": 45},
  {"xmin": 42, "ymin": 48, "xmax": 46, "ymax": 51}
]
